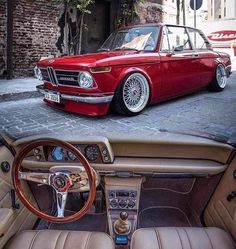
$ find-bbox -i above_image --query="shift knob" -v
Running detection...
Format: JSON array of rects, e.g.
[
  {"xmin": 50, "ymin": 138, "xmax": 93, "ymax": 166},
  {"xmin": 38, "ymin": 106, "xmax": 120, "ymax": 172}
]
[
  {"xmin": 120, "ymin": 211, "xmax": 128, "ymax": 221},
  {"xmin": 114, "ymin": 211, "xmax": 131, "ymax": 235}
]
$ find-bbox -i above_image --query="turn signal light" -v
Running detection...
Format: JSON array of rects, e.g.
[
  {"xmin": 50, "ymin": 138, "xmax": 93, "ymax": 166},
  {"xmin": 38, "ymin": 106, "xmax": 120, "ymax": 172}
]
[{"xmin": 90, "ymin": 67, "xmax": 111, "ymax": 73}]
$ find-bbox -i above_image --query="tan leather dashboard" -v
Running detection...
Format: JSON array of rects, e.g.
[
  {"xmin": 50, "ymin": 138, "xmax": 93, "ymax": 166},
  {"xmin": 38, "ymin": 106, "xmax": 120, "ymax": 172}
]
[
  {"xmin": 22, "ymin": 157, "xmax": 226, "ymax": 175},
  {"xmin": 12, "ymin": 133, "xmax": 234, "ymax": 176}
]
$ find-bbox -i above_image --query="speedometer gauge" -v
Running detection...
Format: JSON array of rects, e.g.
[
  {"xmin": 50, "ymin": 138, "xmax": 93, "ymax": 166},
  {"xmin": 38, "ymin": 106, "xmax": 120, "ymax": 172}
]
[
  {"xmin": 51, "ymin": 146, "xmax": 64, "ymax": 161},
  {"xmin": 85, "ymin": 145, "xmax": 99, "ymax": 161},
  {"xmin": 67, "ymin": 146, "xmax": 81, "ymax": 161}
]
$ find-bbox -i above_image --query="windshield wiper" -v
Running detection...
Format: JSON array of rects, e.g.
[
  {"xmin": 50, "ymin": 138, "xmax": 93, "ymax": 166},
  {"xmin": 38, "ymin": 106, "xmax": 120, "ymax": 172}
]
[{"xmin": 114, "ymin": 47, "xmax": 139, "ymax": 52}]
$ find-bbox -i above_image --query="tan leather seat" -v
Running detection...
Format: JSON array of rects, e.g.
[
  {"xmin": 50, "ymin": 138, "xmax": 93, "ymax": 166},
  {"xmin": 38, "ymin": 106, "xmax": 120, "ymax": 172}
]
[
  {"xmin": 131, "ymin": 227, "xmax": 235, "ymax": 249},
  {"xmin": 4, "ymin": 230, "xmax": 114, "ymax": 249}
]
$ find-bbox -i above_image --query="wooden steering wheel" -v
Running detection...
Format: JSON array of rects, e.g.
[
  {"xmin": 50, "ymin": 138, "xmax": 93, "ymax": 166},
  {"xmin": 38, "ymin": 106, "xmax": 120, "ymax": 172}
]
[{"xmin": 12, "ymin": 138, "xmax": 97, "ymax": 223}]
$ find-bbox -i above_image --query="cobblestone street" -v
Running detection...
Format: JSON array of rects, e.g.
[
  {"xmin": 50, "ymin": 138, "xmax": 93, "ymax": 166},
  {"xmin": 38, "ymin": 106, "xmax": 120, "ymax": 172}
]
[{"xmin": 0, "ymin": 72, "xmax": 236, "ymax": 141}]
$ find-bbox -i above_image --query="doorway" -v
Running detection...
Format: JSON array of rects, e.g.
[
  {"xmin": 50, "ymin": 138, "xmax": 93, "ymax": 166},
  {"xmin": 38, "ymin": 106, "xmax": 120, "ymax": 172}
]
[{"xmin": 82, "ymin": 0, "xmax": 111, "ymax": 53}]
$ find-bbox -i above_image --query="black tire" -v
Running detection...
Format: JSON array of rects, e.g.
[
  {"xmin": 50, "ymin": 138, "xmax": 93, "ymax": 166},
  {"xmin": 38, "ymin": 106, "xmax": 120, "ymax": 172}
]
[
  {"xmin": 113, "ymin": 73, "xmax": 150, "ymax": 116},
  {"xmin": 208, "ymin": 64, "xmax": 227, "ymax": 92}
]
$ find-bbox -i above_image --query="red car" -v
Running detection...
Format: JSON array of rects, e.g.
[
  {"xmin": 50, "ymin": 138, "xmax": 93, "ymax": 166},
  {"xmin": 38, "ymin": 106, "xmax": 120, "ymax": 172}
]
[{"xmin": 36, "ymin": 23, "xmax": 232, "ymax": 116}]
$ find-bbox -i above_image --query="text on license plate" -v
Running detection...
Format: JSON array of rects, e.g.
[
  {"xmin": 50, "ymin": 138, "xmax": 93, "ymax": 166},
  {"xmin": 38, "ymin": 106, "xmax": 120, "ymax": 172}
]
[{"xmin": 44, "ymin": 92, "xmax": 60, "ymax": 103}]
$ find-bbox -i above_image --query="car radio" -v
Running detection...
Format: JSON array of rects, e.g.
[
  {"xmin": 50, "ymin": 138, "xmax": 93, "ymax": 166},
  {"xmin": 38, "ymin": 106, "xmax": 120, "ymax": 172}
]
[{"xmin": 108, "ymin": 190, "xmax": 137, "ymax": 210}]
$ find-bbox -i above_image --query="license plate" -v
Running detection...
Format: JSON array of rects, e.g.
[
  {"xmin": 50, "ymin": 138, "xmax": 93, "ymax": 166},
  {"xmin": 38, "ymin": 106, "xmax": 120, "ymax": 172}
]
[{"xmin": 44, "ymin": 92, "xmax": 60, "ymax": 103}]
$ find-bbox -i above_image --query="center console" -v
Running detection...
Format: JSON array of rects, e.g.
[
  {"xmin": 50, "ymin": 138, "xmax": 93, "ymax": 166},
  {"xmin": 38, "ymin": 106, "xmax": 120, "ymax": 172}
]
[
  {"xmin": 108, "ymin": 190, "xmax": 137, "ymax": 210},
  {"xmin": 105, "ymin": 176, "xmax": 142, "ymax": 246}
]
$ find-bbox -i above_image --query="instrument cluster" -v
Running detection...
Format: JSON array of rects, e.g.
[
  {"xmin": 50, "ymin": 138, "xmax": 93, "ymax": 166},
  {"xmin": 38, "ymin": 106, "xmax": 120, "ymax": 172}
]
[{"xmin": 47, "ymin": 144, "xmax": 102, "ymax": 163}]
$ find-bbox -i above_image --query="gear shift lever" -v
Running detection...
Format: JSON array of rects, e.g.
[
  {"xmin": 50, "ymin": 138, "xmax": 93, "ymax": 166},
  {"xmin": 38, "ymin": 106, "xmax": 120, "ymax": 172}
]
[
  {"xmin": 114, "ymin": 211, "xmax": 131, "ymax": 235},
  {"xmin": 120, "ymin": 211, "xmax": 128, "ymax": 220}
]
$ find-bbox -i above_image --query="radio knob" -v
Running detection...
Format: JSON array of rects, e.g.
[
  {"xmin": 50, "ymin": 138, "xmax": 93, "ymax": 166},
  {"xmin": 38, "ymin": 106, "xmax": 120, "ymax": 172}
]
[
  {"xmin": 129, "ymin": 191, "xmax": 137, "ymax": 198},
  {"xmin": 110, "ymin": 199, "xmax": 118, "ymax": 208},
  {"xmin": 128, "ymin": 200, "xmax": 136, "ymax": 209},
  {"xmin": 119, "ymin": 199, "xmax": 127, "ymax": 209},
  {"xmin": 109, "ymin": 191, "xmax": 116, "ymax": 198}
]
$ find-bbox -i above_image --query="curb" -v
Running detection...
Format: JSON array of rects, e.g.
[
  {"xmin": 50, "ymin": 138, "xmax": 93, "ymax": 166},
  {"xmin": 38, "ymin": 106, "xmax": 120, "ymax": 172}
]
[{"xmin": 0, "ymin": 91, "xmax": 41, "ymax": 103}]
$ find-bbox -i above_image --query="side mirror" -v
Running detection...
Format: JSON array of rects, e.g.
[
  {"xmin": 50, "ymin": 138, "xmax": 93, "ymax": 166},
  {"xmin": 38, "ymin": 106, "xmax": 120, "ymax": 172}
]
[
  {"xmin": 166, "ymin": 45, "xmax": 184, "ymax": 56},
  {"xmin": 166, "ymin": 47, "xmax": 175, "ymax": 57}
]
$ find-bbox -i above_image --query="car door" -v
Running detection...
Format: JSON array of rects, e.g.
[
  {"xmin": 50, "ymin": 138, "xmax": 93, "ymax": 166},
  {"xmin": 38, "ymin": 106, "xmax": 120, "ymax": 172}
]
[
  {"xmin": 187, "ymin": 28, "xmax": 217, "ymax": 87},
  {"xmin": 204, "ymin": 152, "xmax": 236, "ymax": 241},
  {"xmin": 0, "ymin": 140, "xmax": 37, "ymax": 248},
  {"xmin": 159, "ymin": 25, "xmax": 201, "ymax": 97}
]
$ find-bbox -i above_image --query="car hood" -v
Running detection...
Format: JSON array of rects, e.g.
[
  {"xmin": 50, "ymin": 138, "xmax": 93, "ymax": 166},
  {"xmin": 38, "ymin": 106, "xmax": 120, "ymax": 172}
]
[{"xmin": 37, "ymin": 50, "xmax": 159, "ymax": 69}]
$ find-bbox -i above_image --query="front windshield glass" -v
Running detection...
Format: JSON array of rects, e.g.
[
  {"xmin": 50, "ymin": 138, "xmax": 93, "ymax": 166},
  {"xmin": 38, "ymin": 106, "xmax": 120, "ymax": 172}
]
[{"xmin": 99, "ymin": 26, "xmax": 160, "ymax": 52}]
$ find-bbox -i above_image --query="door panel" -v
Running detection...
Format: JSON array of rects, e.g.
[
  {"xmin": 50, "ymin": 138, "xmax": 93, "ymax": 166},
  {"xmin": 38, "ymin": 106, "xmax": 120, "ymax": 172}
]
[
  {"xmin": 159, "ymin": 25, "xmax": 202, "ymax": 97},
  {"xmin": 204, "ymin": 154, "xmax": 236, "ymax": 240},
  {"xmin": 160, "ymin": 51, "xmax": 200, "ymax": 97},
  {"xmin": 0, "ymin": 145, "xmax": 37, "ymax": 248}
]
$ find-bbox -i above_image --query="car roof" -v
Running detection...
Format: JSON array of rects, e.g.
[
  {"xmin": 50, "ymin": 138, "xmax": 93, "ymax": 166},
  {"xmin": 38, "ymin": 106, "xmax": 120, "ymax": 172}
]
[{"xmin": 117, "ymin": 23, "xmax": 199, "ymax": 31}]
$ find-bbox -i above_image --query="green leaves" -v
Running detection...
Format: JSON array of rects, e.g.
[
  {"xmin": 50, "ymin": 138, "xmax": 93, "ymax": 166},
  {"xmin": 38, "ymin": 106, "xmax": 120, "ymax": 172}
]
[
  {"xmin": 72, "ymin": 0, "xmax": 95, "ymax": 12},
  {"xmin": 51, "ymin": 0, "xmax": 94, "ymax": 13}
]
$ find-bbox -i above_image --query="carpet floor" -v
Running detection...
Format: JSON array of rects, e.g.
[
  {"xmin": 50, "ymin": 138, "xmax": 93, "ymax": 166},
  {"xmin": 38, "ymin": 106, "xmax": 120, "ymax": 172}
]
[{"xmin": 138, "ymin": 206, "xmax": 192, "ymax": 228}]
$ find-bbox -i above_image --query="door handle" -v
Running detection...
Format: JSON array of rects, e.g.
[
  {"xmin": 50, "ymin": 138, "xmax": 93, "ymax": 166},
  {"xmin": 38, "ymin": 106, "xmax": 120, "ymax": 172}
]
[{"xmin": 182, "ymin": 54, "xmax": 199, "ymax": 58}]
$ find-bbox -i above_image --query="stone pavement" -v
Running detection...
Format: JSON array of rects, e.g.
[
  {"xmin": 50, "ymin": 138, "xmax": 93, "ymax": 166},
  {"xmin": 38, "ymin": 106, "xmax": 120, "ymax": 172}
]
[
  {"xmin": 0, "ymin": 78, "xmax": 40, "ymax": 102},
  {"xmin": 0, "ymin": 72, "xmax": 235, "ymax": 143}
]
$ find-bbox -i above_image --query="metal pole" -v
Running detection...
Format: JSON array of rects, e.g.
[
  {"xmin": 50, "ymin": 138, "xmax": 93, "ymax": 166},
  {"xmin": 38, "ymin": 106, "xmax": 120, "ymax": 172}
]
[
  {"xmin": 183, "ymin": 0, "xmax": 186, "ymax": 25},
  {"xmin": 194, "ymin": 0, "xmax": 196, "ymax": 28},
  {"xmin": 6, "ymin": 0, "xmax": 14, "ymax": 80}
]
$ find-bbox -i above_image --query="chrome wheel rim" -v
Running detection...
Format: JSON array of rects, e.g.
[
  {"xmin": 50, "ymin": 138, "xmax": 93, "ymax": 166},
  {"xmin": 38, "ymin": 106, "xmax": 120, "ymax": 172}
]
[
  {"xmin": 123, "ymin": 73, "xmax": 150, "ymax": 113},
  {"xmin": 216, "ymin": 64, "xmax": 227, "ymax": 88}
]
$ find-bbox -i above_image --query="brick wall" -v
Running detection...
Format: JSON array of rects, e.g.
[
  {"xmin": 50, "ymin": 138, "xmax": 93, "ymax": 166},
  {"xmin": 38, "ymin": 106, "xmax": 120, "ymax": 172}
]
[
  {"xmin": 0, "ymin": 0, "xmax": 61, "ymax": 78},
  {"xmin": 12, "ymin": 0, "xmax": 61, "ymax": 77},
  {"xmin": 0, "ymin": 0, "xmax": 6, "ymax": 77}
]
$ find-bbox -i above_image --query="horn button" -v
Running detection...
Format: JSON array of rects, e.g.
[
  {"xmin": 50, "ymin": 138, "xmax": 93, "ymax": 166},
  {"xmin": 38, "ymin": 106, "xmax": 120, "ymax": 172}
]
[{"xmin": 50, "ymin": 173, "xmax": 73, "ymax": 192}]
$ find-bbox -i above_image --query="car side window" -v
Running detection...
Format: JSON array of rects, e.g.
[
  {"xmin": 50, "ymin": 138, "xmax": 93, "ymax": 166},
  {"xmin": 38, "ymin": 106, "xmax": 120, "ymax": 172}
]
[
  {"xmin": 161, "ymin": 27, "xmax": 170, "ymax": 52},
  {"xmin": 188, "ymin": 28, "xmax": 208, "ymax": 50},
  {"xmin": 166, "ymin": 26, "xmax": 191, "ymax": 51}
]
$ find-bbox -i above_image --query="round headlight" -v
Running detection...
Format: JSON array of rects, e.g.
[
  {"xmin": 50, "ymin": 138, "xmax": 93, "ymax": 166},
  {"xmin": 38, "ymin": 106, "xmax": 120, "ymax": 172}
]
[
  {"xmin": 78, "ymin": 72, "xmax": 93, "ymax": 88},
  {"xmin": 34, "ymin": 66, "xmax": 43, "ymax": 81}
]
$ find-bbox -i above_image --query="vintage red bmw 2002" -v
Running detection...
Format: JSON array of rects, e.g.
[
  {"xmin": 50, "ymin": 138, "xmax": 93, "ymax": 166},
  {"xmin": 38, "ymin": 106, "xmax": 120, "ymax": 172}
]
[{"xmin": 35, "ymin": 24, "xmax": 232, "ymax": 116}]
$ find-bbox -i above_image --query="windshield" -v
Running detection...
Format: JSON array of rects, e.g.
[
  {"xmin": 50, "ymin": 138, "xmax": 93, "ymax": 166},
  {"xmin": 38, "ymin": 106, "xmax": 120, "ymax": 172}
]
[{"xmin": 99, "ymin": 26, "xmax": 160, "ymax": 52}]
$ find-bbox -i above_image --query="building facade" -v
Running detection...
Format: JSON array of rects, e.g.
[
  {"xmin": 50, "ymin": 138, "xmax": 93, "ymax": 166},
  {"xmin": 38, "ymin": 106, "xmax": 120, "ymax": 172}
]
[
  {"xmin": 208, "ymin": 0, "xmax": 236, "ymax": 20},
  {"xmin": 198, "ymin": 0, "xmax": 236, "ymax": 58}
]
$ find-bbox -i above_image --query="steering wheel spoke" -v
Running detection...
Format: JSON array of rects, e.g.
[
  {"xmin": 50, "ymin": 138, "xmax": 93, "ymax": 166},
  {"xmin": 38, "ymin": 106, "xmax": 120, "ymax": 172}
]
[
  {"xmin": 18, "ymin": 171, "xmax": 50, "ymax": 185},
  {"xmin": 55, "ymin": 190, "xmax": 68, "ymax": 217}
]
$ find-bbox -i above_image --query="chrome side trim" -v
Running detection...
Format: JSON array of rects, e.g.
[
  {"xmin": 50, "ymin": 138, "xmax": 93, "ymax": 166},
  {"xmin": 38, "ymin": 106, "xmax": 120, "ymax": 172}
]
[{"xmin": 36, "ymin": 85, "xmax": 113, "ymax": 104}]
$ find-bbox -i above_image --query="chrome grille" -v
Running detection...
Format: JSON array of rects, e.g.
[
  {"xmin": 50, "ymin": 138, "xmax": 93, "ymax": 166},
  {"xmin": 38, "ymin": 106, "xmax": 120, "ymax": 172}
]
[
  {"xmin": 40, "ymin": 68, "xmax": 80, "ymax": 87},
  {"xmin": 47, "ymin": 67, "xmax": 58, "ymax": 86},
  {"xmin": 55, "ymin": 70, "xmax": 80, "ymax": 87}
]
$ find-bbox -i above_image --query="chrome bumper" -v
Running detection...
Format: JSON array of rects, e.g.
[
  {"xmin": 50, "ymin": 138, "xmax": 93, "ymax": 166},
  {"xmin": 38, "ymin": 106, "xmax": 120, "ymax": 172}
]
[{"xmin": 36, "ymin": 85, "xmax": 113, "ymax": 104}]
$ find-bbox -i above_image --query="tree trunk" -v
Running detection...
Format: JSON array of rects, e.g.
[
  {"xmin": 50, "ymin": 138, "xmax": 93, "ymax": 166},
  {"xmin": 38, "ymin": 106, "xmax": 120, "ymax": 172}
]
[
  {"xmin": 78, "ymin": 12, "xmax": 84, "ymax": 54},
  {"xmin": 64, "ymin": 1, "xmax": 69, "ymax": 55}
]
